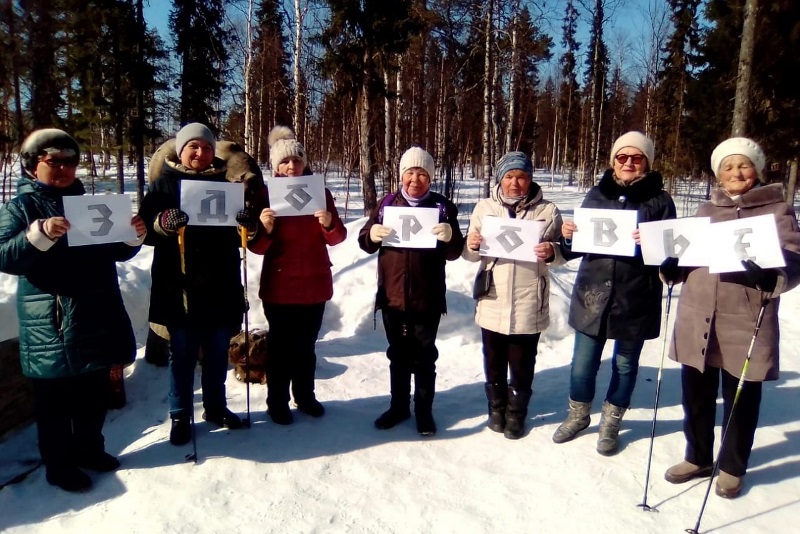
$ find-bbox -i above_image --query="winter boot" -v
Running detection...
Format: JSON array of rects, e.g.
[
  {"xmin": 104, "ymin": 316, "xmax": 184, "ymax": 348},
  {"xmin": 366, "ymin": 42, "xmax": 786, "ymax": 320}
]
[
  {"xmin": 504, "ymin": 387, "xmax": 532, "ymax": 440},
  {"xmin": 552, "ymin": 398, "xmax": 592, "ymax": 444},
  {"xmin": 485, "ymin": 383, "xmax": 508, "ymax": 433},
  {"xmin": 596, "ymin": 400, "xmax": 627, "ymax": 456},
  {"xmin": 664, "ymin": 461, "xmax": 713, "ymax": 484},
  {"xmin": 413, "ymin": 371, "xmax": 437, "ymax": 436},
  {"xmin": 715, "ymin": 470, "xmax": 742, "ymax": 499},
  {"xmin": 375, "ymin": 364, "xmax": 412, "ymax": 429},
  {"xmin": 169, "ymin": 417, "xmax": 191, "ymax": 446}
]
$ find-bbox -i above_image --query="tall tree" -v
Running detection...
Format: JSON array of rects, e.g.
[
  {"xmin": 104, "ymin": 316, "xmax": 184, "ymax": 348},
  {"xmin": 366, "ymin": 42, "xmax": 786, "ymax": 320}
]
[
  {"xmin": 320, "ymin": 0, "xmax": 421, "ymax": 214},
  {"xmin": 170, "ymin": 0, "xmax": 230, "ymax": 128}
]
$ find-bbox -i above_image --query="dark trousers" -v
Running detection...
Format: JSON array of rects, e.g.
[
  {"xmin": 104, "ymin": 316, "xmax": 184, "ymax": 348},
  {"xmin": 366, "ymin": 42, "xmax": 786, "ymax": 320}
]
[
  {"xmin": 381, "ymin": 308, "xmax": 441, "ymax": 411},
  {"xmin": 31, "ymin": 369, "xmax": 110, "ymax": 469},
  {"xmin": 481, "ymin": 328, "xmax": 540, "ymax": 392},
  {"xmin": 682, "ymin": 364, "xmax": 762, "ymax": 477},
  {"xmin": 263, "ymin": 302, "xmax": 326, "ymax": 408}
]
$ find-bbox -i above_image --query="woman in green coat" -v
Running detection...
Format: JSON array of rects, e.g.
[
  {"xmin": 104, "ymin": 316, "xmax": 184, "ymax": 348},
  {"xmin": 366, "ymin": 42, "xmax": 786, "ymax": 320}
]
[{"xmin": 0, "ymin": 129, "xmax": 145, "ymax": 493}]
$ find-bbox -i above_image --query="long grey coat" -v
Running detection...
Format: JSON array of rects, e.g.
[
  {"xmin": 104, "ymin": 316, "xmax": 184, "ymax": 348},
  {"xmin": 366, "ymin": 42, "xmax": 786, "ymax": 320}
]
[{"xmin": 668, "ymin": 183, "xmax": 800, "ymax": 381}]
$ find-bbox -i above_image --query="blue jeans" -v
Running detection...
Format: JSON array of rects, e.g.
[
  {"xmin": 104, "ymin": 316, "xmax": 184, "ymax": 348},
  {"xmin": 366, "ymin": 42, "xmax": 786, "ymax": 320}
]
[
  {"xmin": 168, "ymin": 326, "xmax": 234, "ymax": 418},
  {"xmin": 569, "ymin": 331, "xmax": 644, "ymax": 408}
]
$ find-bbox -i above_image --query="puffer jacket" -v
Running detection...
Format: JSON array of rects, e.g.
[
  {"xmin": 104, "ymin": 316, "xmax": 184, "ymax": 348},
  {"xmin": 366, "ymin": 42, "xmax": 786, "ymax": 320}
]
[
  {"xmin": 358, "ymin": 191, "xmax": 464, "ymax": 315},
  {"xmin": 669, "ymin": 183, "xmax": 800, "ymax": 381},
  {"xmin": 564, "ymin": 169, "xmax": 676, "ymax": 340},
  {"xmin": 0, "ymin": 177, "xmax": 138, "ymax": 378},
  {"xmin": 462, "ymin": 182, "xmax": 565, "ymax": 335},
  {"xmin": 138, "ymin": 158, "xmax": 245, "ymax": 329},
  {"xmin": 247, "ymin": 186, "xmax": 346, "ymax": 304}
]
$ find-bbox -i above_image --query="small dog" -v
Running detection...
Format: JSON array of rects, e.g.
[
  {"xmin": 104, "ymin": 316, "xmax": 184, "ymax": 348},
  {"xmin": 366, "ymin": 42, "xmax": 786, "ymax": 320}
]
[{"xmin": 228, "ymin": 329, "xmax": 269, "ymax": 384}]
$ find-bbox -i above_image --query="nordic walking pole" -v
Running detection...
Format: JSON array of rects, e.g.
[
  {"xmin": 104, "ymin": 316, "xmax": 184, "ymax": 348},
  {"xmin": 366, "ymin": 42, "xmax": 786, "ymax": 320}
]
[
  {"xmin": 178, "ymin": 226, "xmax": 198, "ymax": 463},
  {"xmin": 638, "ymin": 282, "xmax": 674, "ymax": 512},
  {"xmin": 685, "ymin": 297, "xmax": 768, "ymax": 534},
  {"xmin": 240, "ymin": 225, "xmax": 252, "ymax": 428}
]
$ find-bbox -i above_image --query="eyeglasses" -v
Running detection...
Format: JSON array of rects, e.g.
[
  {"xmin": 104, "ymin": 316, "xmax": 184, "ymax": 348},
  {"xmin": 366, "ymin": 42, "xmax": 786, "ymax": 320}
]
[
  {"xmin": 39, "ymin": 157, "xmax": 79, "ymax": 169},
  {"xmin": 614, "ymin": 153, "xmax": 646, "ymax": 165}
]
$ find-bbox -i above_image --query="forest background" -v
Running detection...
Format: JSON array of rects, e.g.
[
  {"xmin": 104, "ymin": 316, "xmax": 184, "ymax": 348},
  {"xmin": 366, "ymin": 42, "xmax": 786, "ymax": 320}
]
[{"xmin": 1, "ymin": 0, "xmax": 798, "ymax": 213}]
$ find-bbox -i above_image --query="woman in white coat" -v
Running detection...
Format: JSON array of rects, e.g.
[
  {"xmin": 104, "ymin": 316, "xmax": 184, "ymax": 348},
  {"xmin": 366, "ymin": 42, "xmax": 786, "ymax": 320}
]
[{"xmin": 463, "ymin": 151, "xmax": 564, "ymax": 439}]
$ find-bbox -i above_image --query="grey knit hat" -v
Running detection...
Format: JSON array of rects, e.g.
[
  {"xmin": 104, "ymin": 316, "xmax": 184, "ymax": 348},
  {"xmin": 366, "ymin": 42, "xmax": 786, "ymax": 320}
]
[
  {"xmin": 20, "ymin": 128, "xmax": 80, "ymax": 171},
  {"xmin": 175, "ymin": 123, "xmax": 216, "ymax": 157},
  {"xmin": 495, "ymin": 151, "xmax": 533, "ymax": 183}
]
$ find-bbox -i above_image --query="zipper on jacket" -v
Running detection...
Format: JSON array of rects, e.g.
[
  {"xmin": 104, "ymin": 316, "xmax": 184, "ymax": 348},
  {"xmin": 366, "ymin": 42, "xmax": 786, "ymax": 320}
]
[{"xmin": 55, "ymin": 295, "xmax": 64, "ymax": 335}]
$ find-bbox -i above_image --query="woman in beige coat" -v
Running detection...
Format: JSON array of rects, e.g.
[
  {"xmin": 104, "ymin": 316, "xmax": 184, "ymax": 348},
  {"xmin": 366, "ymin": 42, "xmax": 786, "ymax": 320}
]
[
  {"xmin": 463, "ymin": 151, "xmax": 564, "ymax": 439},
  {"xmin": 660, "ymin": 137, "xmax": 800, "ymax": 498}
]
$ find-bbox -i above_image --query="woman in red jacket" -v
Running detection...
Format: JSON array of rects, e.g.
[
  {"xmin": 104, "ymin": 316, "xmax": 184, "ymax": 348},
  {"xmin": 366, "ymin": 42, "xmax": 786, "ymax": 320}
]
[{"xmin": 247, "ymin": 126, "xmax": 347, "ymax": 425}]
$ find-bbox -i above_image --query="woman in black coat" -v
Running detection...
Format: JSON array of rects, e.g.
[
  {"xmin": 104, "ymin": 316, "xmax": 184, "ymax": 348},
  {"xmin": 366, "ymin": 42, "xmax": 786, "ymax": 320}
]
[{"xmin": 552, "ymin": 131, "xmax": 676, "ymax": 455}]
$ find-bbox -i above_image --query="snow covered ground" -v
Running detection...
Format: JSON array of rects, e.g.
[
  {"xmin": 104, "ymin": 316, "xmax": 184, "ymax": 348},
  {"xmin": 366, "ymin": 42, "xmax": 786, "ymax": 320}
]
[{"xmin": 1, "ymin": 166, "xmax": 799, "ymax": 534}]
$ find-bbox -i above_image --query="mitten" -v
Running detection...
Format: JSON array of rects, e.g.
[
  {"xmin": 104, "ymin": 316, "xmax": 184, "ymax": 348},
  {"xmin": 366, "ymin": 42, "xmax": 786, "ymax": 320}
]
[
  {"xmin": 659, "ymin": 256, "xmax": 681, "ymax": 285},
  {"xmin": 432, "ymin": 222, "xmax": 453, "ymax": 243},
  {"xmin": 369, "ymin": 224, "xmax": 392, "ymax": 244},
  {"xmin": 236, "ymin": 209, "xmax": 257, "ymax": 233},
  {"xmin": 158, "ymin": 209, "xmax": 189, "ymax": 233},
  {"xmin": 742, "ymin": 259, "xmax": 778, "ymax": 292}
]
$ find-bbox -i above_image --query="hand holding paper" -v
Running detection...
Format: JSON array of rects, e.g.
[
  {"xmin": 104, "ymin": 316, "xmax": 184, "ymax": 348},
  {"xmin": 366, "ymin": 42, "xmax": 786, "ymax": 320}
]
[{"xmin": 432, "ymin": 223, "xmax": 452, "ymax": 243}]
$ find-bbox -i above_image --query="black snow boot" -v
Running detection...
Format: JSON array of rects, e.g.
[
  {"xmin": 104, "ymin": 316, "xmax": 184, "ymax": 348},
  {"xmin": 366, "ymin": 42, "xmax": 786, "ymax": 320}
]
[
  {"xmin": 485, "ymin": 382, "xmax": 507, "ymax": 433},
  {"xmin": 375, "ymin": 364, "xmax": 412, "ymax": 429},
  {"xmin": 414, "ymin": 371, "xmax": 437, "ymax": 436},
  {"xmin": 504, "ymin": 387, "xmax": 531, "ymax": 440}
]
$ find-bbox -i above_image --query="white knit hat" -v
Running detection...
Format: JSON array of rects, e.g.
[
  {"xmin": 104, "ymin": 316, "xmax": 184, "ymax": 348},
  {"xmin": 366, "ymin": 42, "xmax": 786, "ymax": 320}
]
[
  {"xmin": 710, "ymin": 137, "xmax": 766, "ymax": 179},
  {"xmin": 175, "ymin": 123, "xmax": 216, "ymax": 157},
  {"xmin": 268, "ymin": 125, "xmax": 307, "ymax": 171},
  {"xmin": 609, "ymin": 131, "xmax": 655, "ymax": 168},
  {"xmin": 399, "ymin": 147, "xmax": 434, "ymax": 180}
]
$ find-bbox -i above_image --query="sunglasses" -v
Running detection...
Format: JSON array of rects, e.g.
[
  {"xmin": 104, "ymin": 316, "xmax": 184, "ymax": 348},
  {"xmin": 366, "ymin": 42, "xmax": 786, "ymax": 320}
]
[
  {"xmin": 614, "ymin": 153, "xmax": 646, "ymax": 165},
  {"xmin": 39, "ymin": 157, "xmax": 79, "ymax": 169}
]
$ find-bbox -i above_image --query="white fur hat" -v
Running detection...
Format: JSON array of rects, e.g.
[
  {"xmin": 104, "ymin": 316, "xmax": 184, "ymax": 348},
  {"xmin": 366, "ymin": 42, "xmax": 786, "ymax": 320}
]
[
  {"xmin": 710, "ymin": 137, "xmax": 766, "ymax": 178},
  {"xmin": 399, "ymin": 147, "xmax": 434, "ymax": 180},
  {"xmin": 609, "ymin": 131, "xmax": 655, "ymax": 168},
  {"xmin": 175, "ymin": 122, "xmax": 216, "ymax": 157},
  {"xmin": 268, "ymin": 126, "xmax": 307, "ymax": 171}
]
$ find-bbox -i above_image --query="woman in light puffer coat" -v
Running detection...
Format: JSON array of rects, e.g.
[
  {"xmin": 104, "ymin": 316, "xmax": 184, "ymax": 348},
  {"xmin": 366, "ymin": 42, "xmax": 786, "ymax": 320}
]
[{"xmin": 463, "ymin": 151, "xmax": 564, "ymax": 439}]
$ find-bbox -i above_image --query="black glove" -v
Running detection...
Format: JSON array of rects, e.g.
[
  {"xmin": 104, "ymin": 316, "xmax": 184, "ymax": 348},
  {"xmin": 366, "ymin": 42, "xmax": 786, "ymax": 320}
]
[
  {"xmin": 660, "ymin": 256, "xmax": 681, "ymax": 284},
  {"xmin": 158, "ymin": 209, "xmax": 189, "ymax": 233},
  {"xmin": 236, "ymin": 209, "xmax": 258, "ymax": 233},
  {"xmin": 742, "ymin": 259, "xmax": 778, "ymax": 292}
]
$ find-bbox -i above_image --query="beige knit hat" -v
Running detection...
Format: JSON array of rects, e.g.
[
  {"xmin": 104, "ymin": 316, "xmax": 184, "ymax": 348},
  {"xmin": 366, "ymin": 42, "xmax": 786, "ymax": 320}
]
[
  {"xmin": 268, "ymin": 126, "xmax": 307, "ymax": 171},
  {"xmin": 710, "ymin": 137, "xmax": 766, "ymax": 179},
  {"xmin": 399, "ymin": 147, "xmax": 434, "ymax": 180},
  {"xmin": 609, "ymin": 131, "xmax": 655, "ymax": 168}
]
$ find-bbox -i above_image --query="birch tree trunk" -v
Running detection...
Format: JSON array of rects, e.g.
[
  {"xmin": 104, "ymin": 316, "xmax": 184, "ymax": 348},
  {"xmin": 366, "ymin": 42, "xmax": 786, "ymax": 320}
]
[
  {"xmin": 293, "ymin": 0, "xmax": 306, "ymax": 139},
  {"xmin": 384, "ymin": 67, "xmax": 394, "ymax": 190},
  {"xmin": 786, "ymin": 158, "xmax": 798, "ymax": 206},
  {"xmin": 732, "ymin": 0, "xmax": 758, "ymax": 136},
  {"xmin": 243, "ymin": 0, "xmax": 254, "ymax": 154},
  {"xmin": 482, "ymin": 0, "xmax": 494, "ymax": 198},
  {"xmin": 505, "ymin": 7, "xmax": 520, "ymax": 154}
]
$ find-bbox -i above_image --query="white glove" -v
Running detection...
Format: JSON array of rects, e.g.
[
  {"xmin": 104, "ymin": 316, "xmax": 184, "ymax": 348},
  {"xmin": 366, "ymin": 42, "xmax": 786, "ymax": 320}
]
[
  {"xmin": 432, "ymin": 223, "xmax": 452, "ymax": 243},
  {"xmin": 369, "ymin": 224, "xmax": 392, "ymax": 243}
]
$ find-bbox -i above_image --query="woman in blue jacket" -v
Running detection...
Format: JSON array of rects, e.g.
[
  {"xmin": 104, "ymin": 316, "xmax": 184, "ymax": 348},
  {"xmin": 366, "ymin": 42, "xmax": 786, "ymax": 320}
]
[{"xmin": 0, "ymin": 129, "xmax": 145, "ymax": 492}]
